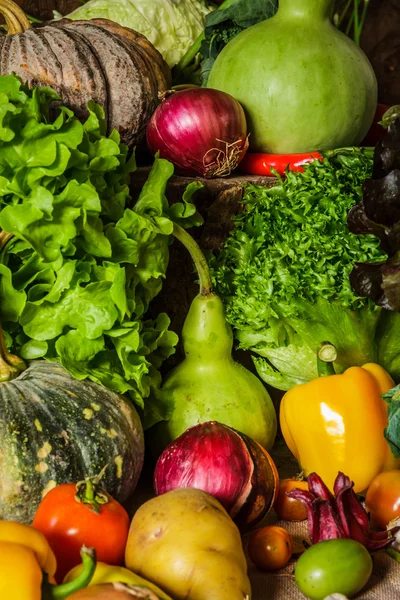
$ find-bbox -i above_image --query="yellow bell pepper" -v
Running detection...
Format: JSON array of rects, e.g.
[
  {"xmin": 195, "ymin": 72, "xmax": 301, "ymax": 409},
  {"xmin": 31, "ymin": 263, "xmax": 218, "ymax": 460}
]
[
  {"xmin": 0, "ymin": 521, "xmax": 96, "ymax": 599},
  {"xmin": 0, "ymin": 541, "xmax": 44, "ymax": 600},
  {"xmin": 0, "ymin": 520, "xmax": 57, "ymax": 579},
  {"xmin": 280, "ymin": 345, "xmax": 400, "ymax": 493},
  {"xmin": 64, "ymin": 562, "xmax": 173, "ymax": 600}
]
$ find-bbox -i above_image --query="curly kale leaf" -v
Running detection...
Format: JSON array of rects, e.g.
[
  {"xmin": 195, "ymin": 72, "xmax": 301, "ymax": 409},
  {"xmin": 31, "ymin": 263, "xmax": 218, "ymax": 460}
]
[{"xmin": 211, "ymin": 148, "xmax": 397, "ymax": 390}]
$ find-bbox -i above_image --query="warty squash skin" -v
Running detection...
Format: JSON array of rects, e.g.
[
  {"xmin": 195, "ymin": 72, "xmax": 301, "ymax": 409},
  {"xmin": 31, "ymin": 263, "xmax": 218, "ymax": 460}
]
[
  {"xmin": 0, "ymin": 0, "xmax": 171, "ymax": 147},
  {"xmin": 0, "ymin": 360, "xmax": 144, "ymax": 524}
]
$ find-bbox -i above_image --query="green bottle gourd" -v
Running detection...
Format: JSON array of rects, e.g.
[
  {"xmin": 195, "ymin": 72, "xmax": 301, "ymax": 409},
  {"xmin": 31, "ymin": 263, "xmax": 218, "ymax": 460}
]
[
  {"xmin": 149, "ymin": 224, "xmax": 277, "ymax": 455},
  {"xmin": 207, "ymin": 0, "xmax": 377, "ymax": 153}
]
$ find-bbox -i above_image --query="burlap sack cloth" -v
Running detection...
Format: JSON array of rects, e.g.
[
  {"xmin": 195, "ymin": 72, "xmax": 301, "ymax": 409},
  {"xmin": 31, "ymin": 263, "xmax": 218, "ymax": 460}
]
[
  {"xmin": 245, "ymin": 518, "xmax": 400, "ymax": 600},
  {"xmin": 132, "ymin": 438, "xmax": 400, "ymax": 600}
]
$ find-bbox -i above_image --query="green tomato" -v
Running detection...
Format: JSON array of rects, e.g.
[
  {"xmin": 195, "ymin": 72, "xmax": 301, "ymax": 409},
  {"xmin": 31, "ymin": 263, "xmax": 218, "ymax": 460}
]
[{"xmin": 295, "ymin": 539, "xmax": 373, "ymax": 600}]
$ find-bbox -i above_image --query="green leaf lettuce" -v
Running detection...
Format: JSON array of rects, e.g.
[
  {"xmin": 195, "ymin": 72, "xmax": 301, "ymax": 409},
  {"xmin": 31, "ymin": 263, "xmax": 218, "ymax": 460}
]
[
  {"xmin": 212, "ymin": 149, "xmax": 400, "ymax": 389},
  {"xmin": 0, "ymin": 74, "xmax": 198, "ymax": 427}
]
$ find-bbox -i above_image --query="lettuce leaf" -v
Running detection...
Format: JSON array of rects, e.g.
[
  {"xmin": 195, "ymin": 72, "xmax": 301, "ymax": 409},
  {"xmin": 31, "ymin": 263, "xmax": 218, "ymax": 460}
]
[
  {"xmin": 0, "ymin": 74, "xmax": 199, "ymax": 426},
  {"xmin": 211, "ymin": 148, "xmax": 400, "ymax": 390}
]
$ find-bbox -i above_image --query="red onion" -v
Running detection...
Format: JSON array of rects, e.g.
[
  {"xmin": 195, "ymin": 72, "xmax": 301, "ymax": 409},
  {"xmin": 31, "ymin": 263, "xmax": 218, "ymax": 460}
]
[
  {"xmin": 146, "ymin": 88, "xmax": 249, "ymax": 178},
  {"xmin": 154, "ymin": 421, "xmax": 279, "ymax": 531}
]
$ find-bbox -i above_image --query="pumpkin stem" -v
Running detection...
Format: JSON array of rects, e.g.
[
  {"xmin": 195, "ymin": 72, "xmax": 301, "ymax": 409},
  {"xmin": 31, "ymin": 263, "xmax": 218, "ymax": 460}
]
[
  {"xmin": 0, "ymin": 328, "xmax": 26, "ymax": 382},
  {"xmin": 75, "ymin": 477, "xmax": 109, "ymax": 515},
  {"xmin": 0, "ymin": 0, "xmax": 31, "ymax": 35},
  {"xmin": 0, "ymin": 230, "xmax": 13, "ymax": 251}
]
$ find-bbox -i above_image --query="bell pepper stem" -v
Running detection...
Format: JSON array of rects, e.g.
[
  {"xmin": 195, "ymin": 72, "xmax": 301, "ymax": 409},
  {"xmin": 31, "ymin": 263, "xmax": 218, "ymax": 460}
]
[
  {"xmin": 50, "ymin": 547, "xmax": 96, "ymax": 599},
  {"xmin": 381, "ymin": 105, "xmax": 400, "ymax": 129},
  {"xmin": 387, "ymin": 548, "xmax": 400, "ymax": 563},
  {"xmin": 317, "ymin": 342, "xmax": 337, "ymax": 377},
  {"xmin": 173, "ymin": 223, "xmax": 213, "ymax": 296}
]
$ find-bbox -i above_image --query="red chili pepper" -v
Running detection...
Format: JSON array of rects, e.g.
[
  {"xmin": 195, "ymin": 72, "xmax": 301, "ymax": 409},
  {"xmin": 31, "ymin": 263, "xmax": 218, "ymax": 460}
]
[
  {"xmin": 238, "ymin": 151, "xmax": 323, "ymax": 177},
  {"xmin": 239, "ymin": 103, "xmax": 390, "ymax": 178}
]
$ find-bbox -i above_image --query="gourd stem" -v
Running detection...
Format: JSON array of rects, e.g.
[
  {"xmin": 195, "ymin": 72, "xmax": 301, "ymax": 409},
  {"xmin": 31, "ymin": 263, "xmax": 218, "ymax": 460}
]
[
  {"xmin": 0, "ymin": 0, "xmax": 31, "ymax": 35},
  {"xmin": 50, "ymin": 547, "xmax": 96, "ymax": 599},
  {"xmin": 317, "ymin": 342, "xmax": 337, "ymax": 377},
  {"xmin": 278, "ymin": 0, "xmax": 333, "ymax": 20},
  {"xmin": 173, "ymin": 223, "xmax": 213, "ymax": 296},
  {"xmin": 0, "ymin": 328, "xmax": 26, "ymax": 382}
]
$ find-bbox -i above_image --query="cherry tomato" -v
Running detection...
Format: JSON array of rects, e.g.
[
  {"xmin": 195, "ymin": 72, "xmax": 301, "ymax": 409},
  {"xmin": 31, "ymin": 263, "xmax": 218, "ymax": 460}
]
[
  {"xmin": 365, "ymin": 469, "xmax": 400, "ymax": 528},
  {"xmin": 274, "ymin": 478, "xmax": 309, "ymax": 521},
  {"xmin": 32, "ymin": 480, "xmax": 130, "ymax": 582},
  {"xmin": 248, "ymin": 525, "xmax": 293, "ymax": 571},
  {"xmin": 295, "ymin": 539, "xmax": 372, "ymax": 600}
]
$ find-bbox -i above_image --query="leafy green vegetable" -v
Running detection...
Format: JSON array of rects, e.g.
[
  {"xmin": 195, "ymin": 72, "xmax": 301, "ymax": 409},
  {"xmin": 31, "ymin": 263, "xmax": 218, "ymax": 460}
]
[
  {"xmin": 174, "ymin": 0, "xmax": 278, "ymax": 86},
  {"xmin": 212, "ymin": 148, "xmax": 400, "ymax": 390},
  {"xmin": 348, "ymin": 116, "xmax": 400, "ymax": 311},
  {"xmin": 65, "ymin": 0, "xmax": 213, "ymax": 68},
  {"xmin": 0, "ymin": 74, "xmax": 199, "ymax": 427},
  {"xmin": 382, "ymin": 384, "xmax": 400, "ymax": 458}
]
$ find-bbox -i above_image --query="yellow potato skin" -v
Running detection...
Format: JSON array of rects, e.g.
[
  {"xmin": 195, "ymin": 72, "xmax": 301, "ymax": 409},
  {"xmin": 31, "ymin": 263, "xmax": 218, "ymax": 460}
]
[{"xmin": 125, "ymin": 488, "xmax": 251, "ymax": 600}]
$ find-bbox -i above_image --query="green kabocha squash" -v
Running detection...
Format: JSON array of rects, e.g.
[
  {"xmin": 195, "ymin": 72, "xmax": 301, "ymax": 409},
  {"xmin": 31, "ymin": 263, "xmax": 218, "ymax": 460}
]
[
  {"xmin": 149, "ymin": 224, "xmax": 277, "ymax": 457},
  {"xmin": 0, "ymin": 334, "xmax": 144, "ymax": 523},
  {"xmin": 207, "ymin": 0, "xmax": 377, "ymax": 153},
  {"xmin": 0, "ymin": 0, "xmax": 170, "ymax": 148}
]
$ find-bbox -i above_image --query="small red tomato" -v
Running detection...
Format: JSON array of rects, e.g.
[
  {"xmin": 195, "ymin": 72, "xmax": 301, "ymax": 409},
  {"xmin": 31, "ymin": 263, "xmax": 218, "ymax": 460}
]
[
  {"xmin": 274, "ymin": 479, "xmax": 309, "ymax": 521},
  {"xmin": 365, "ymin": 470, "xmax": 400, "ymax": 528},
  {"xmin": 248, "ymin": 525, "xmax": 293, "ymax": 571},
  {"xmin": 32, "ymin": 480, "xmax": 130, "ymax": 582}
]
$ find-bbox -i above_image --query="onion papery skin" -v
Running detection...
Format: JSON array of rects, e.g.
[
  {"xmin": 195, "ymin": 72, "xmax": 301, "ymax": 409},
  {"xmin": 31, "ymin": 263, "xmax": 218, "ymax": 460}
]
[
  {"xmin": 146, "ymin": 89, "xmax": 249, "ymax": 178},
  {"xmin": 154, "ymin": 421, "xmax": 279, "ymax": 531}
]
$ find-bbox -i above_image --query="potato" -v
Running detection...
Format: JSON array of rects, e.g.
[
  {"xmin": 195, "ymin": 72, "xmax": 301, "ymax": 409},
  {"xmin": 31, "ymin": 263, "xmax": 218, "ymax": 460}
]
[{"xmin": 125, "ymin": 488, "xmax": 251, "ymax": 600}]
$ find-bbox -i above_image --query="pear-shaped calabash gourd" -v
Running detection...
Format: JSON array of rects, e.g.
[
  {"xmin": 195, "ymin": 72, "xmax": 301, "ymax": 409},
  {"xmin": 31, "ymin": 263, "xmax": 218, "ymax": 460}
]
[
  {"xmin": 0, "ymin": 332, "xmax": 144, "ymax": 523},
  {"xmin": 149, "ymin": 224, "xmax": 277, "ymax": 456},
  {"xmin": 207, "ymin": 0, "xmax": 377, "ymax": 153}
]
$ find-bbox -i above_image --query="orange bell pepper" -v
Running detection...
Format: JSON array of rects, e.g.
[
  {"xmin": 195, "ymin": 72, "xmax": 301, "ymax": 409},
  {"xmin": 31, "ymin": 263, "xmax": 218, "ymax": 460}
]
[{"xmin": 280, "ymin": 344, "xmax": 400, "ymax": 493}]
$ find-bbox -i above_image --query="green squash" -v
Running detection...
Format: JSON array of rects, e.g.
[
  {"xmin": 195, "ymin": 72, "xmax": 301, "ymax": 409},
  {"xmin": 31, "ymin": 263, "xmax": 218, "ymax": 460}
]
[
  {"xmin": 149, "ymin": 224, "xmax": 277, "ymax": 457},
  {"xmin": 207, "ymin": 0, "xmax": 377, "ymax": 153},
  {"xmin": 0, "ymin": 358, "xmax": 144, "ymax": 523}
]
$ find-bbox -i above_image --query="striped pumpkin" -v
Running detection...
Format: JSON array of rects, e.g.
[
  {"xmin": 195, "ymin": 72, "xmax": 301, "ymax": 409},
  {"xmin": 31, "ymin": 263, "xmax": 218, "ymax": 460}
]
[
  {"xmin": 0, "ymin": 360, "xmax": 144, "ymax": 523},
  {"xmin": 0, "ymin": 0, "xmax": 171, "ymax": 148}
]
